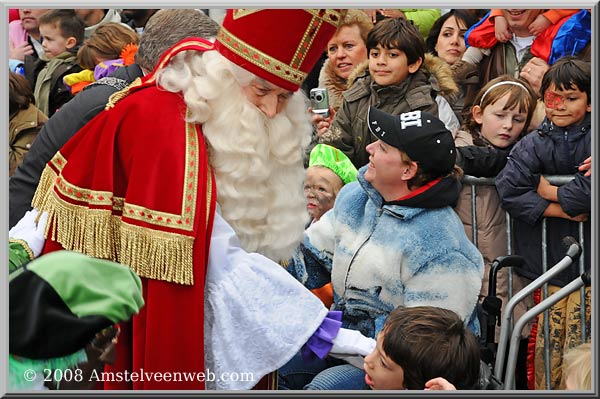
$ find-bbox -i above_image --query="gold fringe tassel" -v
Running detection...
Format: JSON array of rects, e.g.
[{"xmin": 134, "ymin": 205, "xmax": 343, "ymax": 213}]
[{"xmin": 31, "ymin": 165, "xmax": 195, "ymax": 285}]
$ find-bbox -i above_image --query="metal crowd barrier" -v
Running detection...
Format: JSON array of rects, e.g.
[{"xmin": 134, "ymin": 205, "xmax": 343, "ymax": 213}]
[{"xmin": 461, "ymin": 174, "xmax": 589, "ymax": 390}]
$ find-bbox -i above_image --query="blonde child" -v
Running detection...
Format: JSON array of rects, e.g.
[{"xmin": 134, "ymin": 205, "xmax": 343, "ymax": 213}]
[{"xmin": 563, "ymin": 342, "xmax": 591, "ymax": 390}]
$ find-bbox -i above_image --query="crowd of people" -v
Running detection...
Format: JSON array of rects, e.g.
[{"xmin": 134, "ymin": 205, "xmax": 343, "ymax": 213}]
[{"xmin": 7, "ymin": 8, "xmax": 592, "ymax": 392}]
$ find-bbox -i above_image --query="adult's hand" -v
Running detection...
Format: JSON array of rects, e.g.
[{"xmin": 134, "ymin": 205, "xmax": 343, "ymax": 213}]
[
  {"xmin": 330, "ymin": 327, "xmax": 376, "ymax": 357},
  {"xmin": 9, "ymin": 40, "xmax": 34, "ymax": 61},
  {"xmin": 520, "ymin": 57, "xmax": 549, "ymax": 97},
  {"xmin": 310, "ymin": 106, "xmax": 336, "ymax": 138}
]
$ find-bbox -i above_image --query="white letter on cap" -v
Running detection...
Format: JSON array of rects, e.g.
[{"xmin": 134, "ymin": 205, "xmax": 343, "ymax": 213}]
[{"xmin": 400, "ymin": 111, "xmax": 422, "ymax": 129}]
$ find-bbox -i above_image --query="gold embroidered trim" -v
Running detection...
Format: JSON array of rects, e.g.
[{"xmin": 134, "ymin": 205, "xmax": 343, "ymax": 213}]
[
  {"xmin": 9, "ymin": 238, "xmax": 35, "ymax": 261},
  {"xmin": 105, "ymin": 77, "xmax": 142, "ymax": 110},
  {"xmin": 232, "ymin": 9, "xmax": 261, "ymax": 19},
  {"xmin": 206, "ymin": 166, "xmax": 213, "ymax": 225},
  {"xmin": 305, "ymin": 9, "xmax": 345, "ymax": 28},
  {"xmin": 39, "ymin": 119, "xmax": 200, "ymax": 231},
  {"xmin": 30, "ymin": 110, "xmax": 206, "ymax": 285},
  {"xmin": 146, "ymin": 40, "xmax": 213, "ymax": 85},
  {"xmin": 290, "ymin": 16, "xmax": 322, "ymax": 70},
  {"xmin": 232, "ymin": 9, "xmax": 343, "ymax": 28},
  {"xmin": 119, "ymin": 222, "xmax": 195, "ymax": 285},
  {"xmin": 217, "ymin": 26, "xmax": 307, "ymax": 86},
  {"xmin": 32, "ymin": 171, "xmax": 196, "ymax": 285}
]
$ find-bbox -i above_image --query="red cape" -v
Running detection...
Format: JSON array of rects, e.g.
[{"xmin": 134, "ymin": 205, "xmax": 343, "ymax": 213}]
[{"xmin": 34, "ymin": 39, "xmax": 217, "ymax": 389}]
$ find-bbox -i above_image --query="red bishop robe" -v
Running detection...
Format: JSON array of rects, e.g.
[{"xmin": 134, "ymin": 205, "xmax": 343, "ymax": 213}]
[{"xmin": 34, "ymin": 39, "xmax": 218, "ymax": 389}]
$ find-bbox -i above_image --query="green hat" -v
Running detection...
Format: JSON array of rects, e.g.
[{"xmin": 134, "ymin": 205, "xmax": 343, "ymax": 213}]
[
  {"xmin": 309, "ymin": 144, "xmax": 358, "ymax": 185},
  {"xmin": 10, "ymin": 250, "xmax": 144, "ymax": 360}
]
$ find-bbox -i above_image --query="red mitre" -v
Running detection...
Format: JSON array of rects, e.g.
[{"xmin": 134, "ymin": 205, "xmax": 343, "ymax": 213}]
[{"xmin": 215, "ymin": 9, "xmax": 346, "ymax": 92}]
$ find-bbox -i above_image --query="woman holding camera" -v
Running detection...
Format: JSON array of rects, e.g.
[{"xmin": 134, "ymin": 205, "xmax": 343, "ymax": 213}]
[
  {"xmin": 305, "ymin": 10, "xmax": 373, "ymax": 166},
  {"xmin": 314, "ymin": 10, "xmax": 373, "ymax": 114}
]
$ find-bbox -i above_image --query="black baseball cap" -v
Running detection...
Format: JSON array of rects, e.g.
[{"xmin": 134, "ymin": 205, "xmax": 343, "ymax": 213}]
[{"xmin": 367, "ymin": 107, "xmax": 456, "ymax": 175}]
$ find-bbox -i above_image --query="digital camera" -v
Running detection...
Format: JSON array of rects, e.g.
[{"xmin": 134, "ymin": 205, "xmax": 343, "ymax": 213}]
[{"xmin": 310, "ymin": 88, "xmax": 330, "ymax": 118}]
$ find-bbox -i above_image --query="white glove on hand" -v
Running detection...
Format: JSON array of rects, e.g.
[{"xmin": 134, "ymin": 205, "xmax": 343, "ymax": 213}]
[
  {"xmin": 330, "ymin": 328, "xmax": 376, "ymax": 357},
  {"xmin": 9, "ymin": 209, "xmax": 49, "ymax": 258}
]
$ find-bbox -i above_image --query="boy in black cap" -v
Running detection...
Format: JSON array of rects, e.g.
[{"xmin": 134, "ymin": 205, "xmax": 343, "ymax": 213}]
[{"xmin": 280, "ymin": 108, "xmax": 483, "ymax": 390}]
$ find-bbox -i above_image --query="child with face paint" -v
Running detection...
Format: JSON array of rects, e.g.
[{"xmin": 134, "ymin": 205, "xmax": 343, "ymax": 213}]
[
  {"xmin": 304, "ymin": 144, "xmax": 357, "ymax": 307},
  {"xmin": 454, "ymin": 75, "xmax": 538, "ymax": 358},
  {"xmin": 305, "ymin": 144, "xmax": 358, "ymax": 224},
  {"xmin": 496, "ymin": 56, "xmax": 591, "ymax": 390}
]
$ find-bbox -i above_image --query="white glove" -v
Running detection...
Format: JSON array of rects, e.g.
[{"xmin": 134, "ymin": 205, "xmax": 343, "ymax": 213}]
[
  {"xmin": 9, "ymin": 209, "xmax": 49, "ymax": 258},
  {"xmin": 330, "ymin": 328, "xmax": 376, "ymax": 357}
]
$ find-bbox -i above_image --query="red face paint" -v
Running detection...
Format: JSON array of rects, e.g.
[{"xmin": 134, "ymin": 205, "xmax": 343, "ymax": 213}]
[{"xmin": 544, "ymin": 91, "xmax": 565, "ymax": 109}]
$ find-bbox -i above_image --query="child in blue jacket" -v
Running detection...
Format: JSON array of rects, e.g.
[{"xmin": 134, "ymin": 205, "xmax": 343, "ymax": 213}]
[{"xmin": 495, "ymin": 56, "xmax": 590, "ymax": 390}]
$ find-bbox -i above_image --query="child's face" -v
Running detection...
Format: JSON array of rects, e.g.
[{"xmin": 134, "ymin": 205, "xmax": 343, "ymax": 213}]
[
  {"xmin": 543, "ymin": 83, "xmax": 591, "ymax": 128},
  {"xmin": 363, "ymin": 333, "xmax": 405, "ymax": 390},
  {"xmin": 368, "ymin": 45, "xmax": 421, "ymax": 86},
  {"xmin": 304, "ymin": 166, "xmax": 343, "ymax": 221},
  {"xmin": 40, "ymin": 23, "xmax": 73, "ymax": 59},
  {"xmin": 472, "ymin": 93, "xmax": 528, "ymax": 148}
]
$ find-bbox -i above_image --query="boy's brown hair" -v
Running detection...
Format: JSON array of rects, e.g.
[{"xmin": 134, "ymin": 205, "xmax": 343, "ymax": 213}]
[
  {"xmin": 366, "ymin": 17, "xmax": 425, "ymax": 66},
  {"xmin": 39, "ymin": 9, "xmax": 85, "ymax": 47},
  {"xmin": 381, "ymin": 306, "xmax": 480, "ymax": 389}
]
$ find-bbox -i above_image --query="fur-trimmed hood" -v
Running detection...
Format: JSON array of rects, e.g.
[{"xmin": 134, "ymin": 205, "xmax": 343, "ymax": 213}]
[
  {"xmin": 317, "ymin": 58, "xmax": 349, "ymax": 112},
  {"xmin": 346, "ymin": 53, "xmax": 458, "ymax": 98}
]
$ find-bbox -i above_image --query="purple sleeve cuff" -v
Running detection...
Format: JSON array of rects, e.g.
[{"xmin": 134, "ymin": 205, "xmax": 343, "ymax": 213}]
[{"xmin": 301, "ymin": 310, "xmax": 342, "ymax": 362}]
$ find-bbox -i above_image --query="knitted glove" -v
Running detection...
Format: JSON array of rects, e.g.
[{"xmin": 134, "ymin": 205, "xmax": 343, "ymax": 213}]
[{"xmin": 9, "ymin": 210, "xmax": 49, "ymax": 258}]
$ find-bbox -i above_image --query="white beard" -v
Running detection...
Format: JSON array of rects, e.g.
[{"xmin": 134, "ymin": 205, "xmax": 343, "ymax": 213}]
[{"xmin": 157, "ymin": 50, "xmax": 311, "ymax": 261}]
